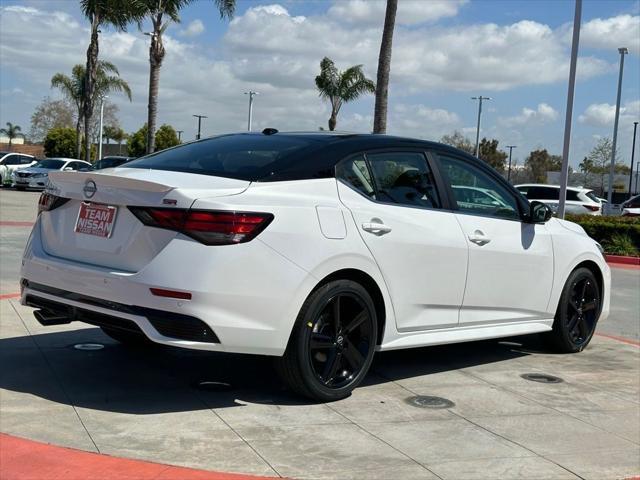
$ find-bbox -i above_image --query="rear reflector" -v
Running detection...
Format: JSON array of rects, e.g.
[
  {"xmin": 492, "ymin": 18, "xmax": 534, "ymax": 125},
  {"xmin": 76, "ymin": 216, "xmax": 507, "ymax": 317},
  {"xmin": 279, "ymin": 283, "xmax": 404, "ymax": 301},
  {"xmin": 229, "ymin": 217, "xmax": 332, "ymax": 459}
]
[
  {"xmin": 150, "ymin": 288, "xmax": 192, "ymax": 300},
  {"xmin": 129, "ymin": 207, "xmax": 273, "ymax": 245},
  {"xmin": 38, "ymin": 193, "xmax": 69, "ymax": 215},
  {"xmin": 583, "ymin": 205, "xmax": 600, "ymax": 212}
]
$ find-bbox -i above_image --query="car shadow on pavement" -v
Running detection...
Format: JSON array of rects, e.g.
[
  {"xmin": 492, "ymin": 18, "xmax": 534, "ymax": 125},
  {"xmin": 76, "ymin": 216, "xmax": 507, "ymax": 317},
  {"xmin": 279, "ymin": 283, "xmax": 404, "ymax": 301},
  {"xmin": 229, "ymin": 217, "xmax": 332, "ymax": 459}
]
[{"xmin": 0, "ymin": 327, "xmax": 541, "ymax": 413}]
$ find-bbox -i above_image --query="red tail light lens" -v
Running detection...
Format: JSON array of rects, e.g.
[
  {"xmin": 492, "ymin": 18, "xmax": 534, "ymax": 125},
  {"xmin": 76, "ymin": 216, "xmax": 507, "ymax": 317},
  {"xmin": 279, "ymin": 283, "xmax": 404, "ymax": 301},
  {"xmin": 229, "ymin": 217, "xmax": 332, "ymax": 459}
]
[
  {"xmin": 129, "ymin": 207, "xmax": 273, "ymax": 245},
  {"xmin": 584, "ymin": 205, "xmax": 601, "ymax": 212},
  {"xmin": 37, "ymin": 193, "xmax": 69, "ymax": 215}
]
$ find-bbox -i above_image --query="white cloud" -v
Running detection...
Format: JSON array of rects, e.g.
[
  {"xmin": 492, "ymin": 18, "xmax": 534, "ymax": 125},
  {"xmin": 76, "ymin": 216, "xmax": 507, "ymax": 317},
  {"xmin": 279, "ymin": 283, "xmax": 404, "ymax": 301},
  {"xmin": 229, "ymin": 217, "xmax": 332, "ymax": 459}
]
[
  {"xmin": 328, "ymin": 0, "xmax": 467, "ymax": 26},
  {"xmin": 180, "ymin": 19, "xmax": 205, "ymax": 37},
  {"xmin": 499, "ymin": 103, "xmax": 559, "ymax": 126},
  {"xmin": 579, "ymin": 100, "xmax": 640, "ymax": 127},
  {"xmin": 578, "ymin": 15, "xmax": 640, "ymax": 53}
]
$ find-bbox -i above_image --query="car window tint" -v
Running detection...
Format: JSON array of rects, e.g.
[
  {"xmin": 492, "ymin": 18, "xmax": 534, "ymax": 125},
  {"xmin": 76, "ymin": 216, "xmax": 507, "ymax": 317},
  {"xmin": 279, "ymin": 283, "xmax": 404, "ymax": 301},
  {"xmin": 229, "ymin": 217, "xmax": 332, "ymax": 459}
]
[
  {"xmin": 20, "ymin": 156, "xmax": 33, "ymax": 164},
  {"xmin": 527, "ymin": 186, "xmax": 558, "ymax": 200},
  {"xmin": 585, "ymin": 191, "xmax": 599, "ymax": 202},
  {"xmin": 4, "ymin": 156, "xmax": 21, "ymax": 165},
  {"xmin": 439, "ymin": 155, "xmax": 520, "ymax": 220},
  {"xmin": 367, "ymin": 152, "xmax": 441, "ymax": 209},
  {"xmin": 566, "ymin": 190, "xmax": 580, "ymax": 201},
  {"xmin": 336, "ymin": 155, "xmax": 376, "ymax": 198}
]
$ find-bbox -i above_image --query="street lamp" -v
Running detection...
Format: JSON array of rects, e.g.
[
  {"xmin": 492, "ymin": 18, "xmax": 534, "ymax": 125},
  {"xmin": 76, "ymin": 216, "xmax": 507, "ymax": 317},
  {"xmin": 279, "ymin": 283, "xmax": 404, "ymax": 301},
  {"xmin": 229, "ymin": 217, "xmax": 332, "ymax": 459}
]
[
  {"xmin": 97, "ymin": 95, "xmax": 108, "ymax": 161},
  {"xmin": 557, "ymin": 0, "xmax": 582, "ymax": 219},
  {"xmin": 506, "ymin": 145, "xmax": 517, "ymax": 182},
  {"xmin": 630, "ymin": 121, "xmax": 638, "ymax": 197},
  {"xmin": 193, "ymin": 115, "xmax": 207, "ymax": 140},
  {"xmin": 245, "ymin": 91, "xmax": 259, "ymax": 131},
  {"xmin": 471, "ymin": 96, "xmax": 491, "ymax": 157},
  {"xmin": 605, "ymin": 46, "xmax": 628, "ymax": 213}
]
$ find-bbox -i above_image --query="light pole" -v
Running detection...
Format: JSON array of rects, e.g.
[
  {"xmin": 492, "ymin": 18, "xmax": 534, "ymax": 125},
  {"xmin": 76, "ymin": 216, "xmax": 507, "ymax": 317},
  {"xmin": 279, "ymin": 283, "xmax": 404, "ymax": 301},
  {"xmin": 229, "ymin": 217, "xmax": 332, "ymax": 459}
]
[
  {"xmin": 557, "ymin": 0, "xmax": 582, "ymax": 219},
  {"xmin": 630, "ymin": 121, "xmax": 638, "ymax": 197},
  {"xmin": 97, "ymin": 95, "xmax": 107, "ymax": 161},
  {"xmin": 605, "ymin": 47, "xmax": 628, "ymax": 213},
  {"xmin": 506, "ymin": 145, "xmax": 517, "ymax": 182},
  {"xmin": 471, "ymin": 96, "xmax": 491, "ymax": 158},
  {"xmin": 177, "ymin": 130, "xmax": 183, "ymax": 142},
  {"xmin": 245, "ymin": 91, "xmax": 259, "ymax": 131},
  {"xmin": 193, "ymin": 115, "xmax": 207, "ymax": 140}
]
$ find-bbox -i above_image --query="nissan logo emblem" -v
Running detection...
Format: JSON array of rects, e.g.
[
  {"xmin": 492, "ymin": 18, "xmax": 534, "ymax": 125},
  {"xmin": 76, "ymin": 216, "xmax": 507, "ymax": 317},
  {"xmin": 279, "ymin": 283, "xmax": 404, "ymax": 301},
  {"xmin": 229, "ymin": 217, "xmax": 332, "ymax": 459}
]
[{"xmin": 83, "ymin": 180, "xmax": 97, "ymax": 199}]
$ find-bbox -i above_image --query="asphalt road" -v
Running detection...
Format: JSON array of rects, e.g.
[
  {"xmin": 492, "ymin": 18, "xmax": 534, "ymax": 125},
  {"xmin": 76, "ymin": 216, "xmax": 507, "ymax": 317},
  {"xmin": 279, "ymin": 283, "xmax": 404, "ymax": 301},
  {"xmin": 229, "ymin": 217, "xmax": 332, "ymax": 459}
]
[{"xmin": 0, "ymin": 188, "xmax": 638, "ymax": 339}]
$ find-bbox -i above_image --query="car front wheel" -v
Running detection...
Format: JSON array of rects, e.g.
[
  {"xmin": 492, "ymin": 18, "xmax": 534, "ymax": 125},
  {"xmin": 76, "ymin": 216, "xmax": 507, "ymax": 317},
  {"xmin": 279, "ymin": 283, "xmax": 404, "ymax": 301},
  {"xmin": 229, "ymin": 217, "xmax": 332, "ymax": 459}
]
[
  {"xmin": 277, "ymin": 279, "xmax": 377, "ymax": 402},
  {"xmin": 546, "ymin": 267, "xmax": 601, "ymax": 353}
]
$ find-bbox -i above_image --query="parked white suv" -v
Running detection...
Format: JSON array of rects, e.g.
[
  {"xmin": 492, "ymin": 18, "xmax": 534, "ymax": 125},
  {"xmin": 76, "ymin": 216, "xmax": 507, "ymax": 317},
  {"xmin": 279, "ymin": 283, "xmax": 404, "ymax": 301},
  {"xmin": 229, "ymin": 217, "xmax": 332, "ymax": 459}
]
[
  {"xmin": 515, "ymin": 184, "xmax": 602, "ymax": 215},
  {"xmin": 0, "ymin": 152, "xmax": 36, "ymax": 186}
]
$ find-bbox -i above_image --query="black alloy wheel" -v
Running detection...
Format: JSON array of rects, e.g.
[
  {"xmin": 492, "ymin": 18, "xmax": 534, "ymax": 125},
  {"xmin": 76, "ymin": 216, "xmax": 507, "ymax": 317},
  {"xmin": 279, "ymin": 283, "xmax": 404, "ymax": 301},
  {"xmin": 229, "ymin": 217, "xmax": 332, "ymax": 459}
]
[
  {"xmin": 547, "ymin": 267, "xmax": 601, "ymax": 353},
  {"xmin": 277, "ymin": 279, "xmax": 377, "ymax": 401}
]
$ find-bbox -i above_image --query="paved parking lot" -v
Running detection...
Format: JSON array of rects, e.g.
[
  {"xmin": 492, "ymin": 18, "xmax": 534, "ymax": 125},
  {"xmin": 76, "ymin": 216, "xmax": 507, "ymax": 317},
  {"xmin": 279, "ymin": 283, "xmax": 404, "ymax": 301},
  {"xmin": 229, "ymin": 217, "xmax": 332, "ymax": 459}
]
[{"xmin": 1, "ymin": 189, "xmax": 639, "ymax": 479}]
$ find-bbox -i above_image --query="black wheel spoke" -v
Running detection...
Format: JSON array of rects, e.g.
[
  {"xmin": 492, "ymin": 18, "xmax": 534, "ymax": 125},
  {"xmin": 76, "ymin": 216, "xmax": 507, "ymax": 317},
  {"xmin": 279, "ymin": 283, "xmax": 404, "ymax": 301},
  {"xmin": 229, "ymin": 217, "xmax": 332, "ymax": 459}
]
[
  {"xmin": 332, "ymin": 295, "xmax": 341, "ymax": 333},
  {"xmin": 580, "ymin": 280, "xmax": 589, "ymax": 304},
  {"xmin": 342, "ymin": 342, "xmax": 365, "ymax": 370},
  {"xmin": 568, "ymin": 299, "xmax": 580, "ymax": 312},
  {"xmin": 343, "ymin": 310, "xmax": 367, "ymax": 335},
  {"xmin": 310, "ymin": 334, "xmax": 333, "ymax": 350},
  {"xmin": 323, "ymin": 351, "xmax": 343, "ymax": 385},
  {"xmin": 566, "ymin": 313, "xmax": 580, "ymax": 332},
  {"xmin": 582, "ymin": 300, "xmax": 597, "ymax": 312}
]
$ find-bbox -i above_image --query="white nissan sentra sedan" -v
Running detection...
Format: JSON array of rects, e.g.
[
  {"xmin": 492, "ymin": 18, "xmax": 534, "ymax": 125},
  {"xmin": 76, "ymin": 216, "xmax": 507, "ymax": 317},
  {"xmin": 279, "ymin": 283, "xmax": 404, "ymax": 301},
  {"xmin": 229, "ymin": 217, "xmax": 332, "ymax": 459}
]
[{"xmin": 21, "ymin": 131, "xmax": 610, "ymax": 401}]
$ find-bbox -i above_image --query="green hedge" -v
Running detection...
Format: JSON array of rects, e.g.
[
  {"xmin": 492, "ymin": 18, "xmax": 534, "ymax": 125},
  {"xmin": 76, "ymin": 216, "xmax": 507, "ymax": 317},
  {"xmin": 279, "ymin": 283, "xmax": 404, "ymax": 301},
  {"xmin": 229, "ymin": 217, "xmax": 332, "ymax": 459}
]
[{"xmin": 565, "ymin": 214, "xmax": 640, "ymax": 256}]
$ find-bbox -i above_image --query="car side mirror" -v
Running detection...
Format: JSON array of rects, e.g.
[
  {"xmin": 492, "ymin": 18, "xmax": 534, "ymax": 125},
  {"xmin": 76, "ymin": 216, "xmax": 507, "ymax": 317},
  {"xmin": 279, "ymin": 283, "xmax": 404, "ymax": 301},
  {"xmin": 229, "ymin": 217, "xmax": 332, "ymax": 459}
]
[{"xmin": 528, "ymin": 201, "xmax": 553, "ymax": 223}]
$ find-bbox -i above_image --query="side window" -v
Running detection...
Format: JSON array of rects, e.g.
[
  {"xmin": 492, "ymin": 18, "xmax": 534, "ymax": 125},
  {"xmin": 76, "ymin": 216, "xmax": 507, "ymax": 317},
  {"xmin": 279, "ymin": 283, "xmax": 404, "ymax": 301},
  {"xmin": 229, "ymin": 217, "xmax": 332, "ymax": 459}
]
[
  {"xmin": 20, "ymin": 156, "xmax": 34, "ymax": 165},
  {"xmin": 528, "ymin": 186, "xmax": 558, "ymax": 200},
  {"xmin": 367, "ymin": 152, "xmax": 441, "ymax": 208},
  {"xmin": 5, "ymin": 155, "xmax": 21, "ymax": 166},
  {"xmin": 566, "ymin": 190, "xmax": 580, "ymax": 201},
  {"xmin": 336, "ymin": 154, "xmax": 376, "ymax": 198},
  {"xmin": 438, "ymin": 155, "xmax": 520, "ymax": 220}
]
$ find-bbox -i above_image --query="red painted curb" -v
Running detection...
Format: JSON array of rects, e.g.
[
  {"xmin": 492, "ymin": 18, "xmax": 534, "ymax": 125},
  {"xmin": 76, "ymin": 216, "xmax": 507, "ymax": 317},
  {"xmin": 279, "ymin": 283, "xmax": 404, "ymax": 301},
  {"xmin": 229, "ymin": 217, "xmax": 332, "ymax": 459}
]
[
  {"xmin": 605, "ymin": 254, "xmax": 640, "ymax": 266},
  {"xmin": 0, "ymin": 292, "xmax": 21, "ymax": 300},
  {"xmin": 0, "ymin": 433, "xmax": 281, "ymax": 480},
  {"xmin": 596, "ymin": 333, "xmax": 640, "ymax": 347},
  {"xmin": 0, "ymin": 221, "xmax": 34, "ymax": 227}
]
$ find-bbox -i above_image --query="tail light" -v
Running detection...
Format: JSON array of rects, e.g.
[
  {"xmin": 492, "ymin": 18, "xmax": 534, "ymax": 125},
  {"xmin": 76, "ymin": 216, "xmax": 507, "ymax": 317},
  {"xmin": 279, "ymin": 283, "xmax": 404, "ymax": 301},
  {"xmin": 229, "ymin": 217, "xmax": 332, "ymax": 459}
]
[
  {"xmin": 583, "ymin": 205, "xmax": 600, "ymax": 212},
  {"xmin": 128, "ymin": 207, "xmax": 273, "ymax": 245},
  {"xmin": 37, "ymin": 193, "xmax": 69, "ymax": 215}
]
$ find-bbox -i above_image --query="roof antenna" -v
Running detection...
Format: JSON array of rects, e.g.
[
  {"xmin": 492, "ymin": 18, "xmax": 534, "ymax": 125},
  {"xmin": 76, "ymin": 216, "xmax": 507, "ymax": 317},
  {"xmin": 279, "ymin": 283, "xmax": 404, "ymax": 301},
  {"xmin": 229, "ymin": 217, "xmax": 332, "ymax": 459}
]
[{"xmin": 262, "ymin": 128, "xmax": 278, "ymax": 135}]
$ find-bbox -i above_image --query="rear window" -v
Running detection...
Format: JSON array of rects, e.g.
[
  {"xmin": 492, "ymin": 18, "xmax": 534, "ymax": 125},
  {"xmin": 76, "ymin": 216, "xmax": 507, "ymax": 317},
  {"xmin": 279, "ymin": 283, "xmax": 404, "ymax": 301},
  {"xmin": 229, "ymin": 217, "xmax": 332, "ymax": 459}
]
[
  {"xmin": 124, "ymin": 135, "xmax": 320, "ymax": 181},
  {"xmin": 585, "ymin": 191, "xmax": 599, "ymax": 203},
  {"xmin": 33, "ymin": 159, "xmax": 65, "ymax": 169}
]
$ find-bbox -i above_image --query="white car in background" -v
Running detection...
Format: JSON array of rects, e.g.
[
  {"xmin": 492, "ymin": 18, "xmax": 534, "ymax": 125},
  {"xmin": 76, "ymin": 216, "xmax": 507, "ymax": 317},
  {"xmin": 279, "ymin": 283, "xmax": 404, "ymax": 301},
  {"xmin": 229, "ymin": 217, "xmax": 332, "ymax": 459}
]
[
  {"xmin": 621, "ymin": 195, "xmax": 640, "ymax": 217},
  {"xmin": 515, "ymin": 184, "xmax": 602, "ymax": 215},
  {"xmin": 0, "ymin": 151, "xmax": 36, "ymax": 186},
  {"xmin": 20, "ymin": 132, "xmax": 610, "ymax": 401},
  {"xmin": 12, "ymin": 158, "xmax": 91, "ymax": 190}
]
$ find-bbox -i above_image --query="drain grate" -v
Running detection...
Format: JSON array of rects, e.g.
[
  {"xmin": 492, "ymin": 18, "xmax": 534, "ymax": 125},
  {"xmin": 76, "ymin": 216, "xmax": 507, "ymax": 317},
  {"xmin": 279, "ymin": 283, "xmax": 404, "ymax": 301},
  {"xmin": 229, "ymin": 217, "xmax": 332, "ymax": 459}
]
[
  {"xmin": 73, "ymin": 343, "xmax": 104, "ymax": 351},
  {"xmin": 521, "ymin": 373, "xmax": 563, "ymax": 384},
  {"xmin": 195, "ymin": 381, "xmax": 233, "ymax": 392},
  {"xmin": 405, "ymin": 395, "xmax": 455, "ymax": 409}
]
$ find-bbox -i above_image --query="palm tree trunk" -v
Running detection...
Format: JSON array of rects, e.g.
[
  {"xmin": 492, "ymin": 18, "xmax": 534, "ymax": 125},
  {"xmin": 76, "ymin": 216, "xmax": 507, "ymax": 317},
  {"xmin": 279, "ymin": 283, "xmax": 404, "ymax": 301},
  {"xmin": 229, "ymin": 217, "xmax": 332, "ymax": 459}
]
[
  {"xmin": 328, "ymin": 111, "xmax": 338, "ymax": 131},
  {"xmin": 75, "ymin": 118, "xmax": 82, "ymax": 159},
  {"xmin": 147, "ymin": 18, "xmax": 165, "ymax": 155},
  {"xmin": 83, "ymin": 19, "xmax": 100, "ymax": 162},
  {"xmin": 373, "ymin": 0, "xmax": 398, "ymax": 134}
]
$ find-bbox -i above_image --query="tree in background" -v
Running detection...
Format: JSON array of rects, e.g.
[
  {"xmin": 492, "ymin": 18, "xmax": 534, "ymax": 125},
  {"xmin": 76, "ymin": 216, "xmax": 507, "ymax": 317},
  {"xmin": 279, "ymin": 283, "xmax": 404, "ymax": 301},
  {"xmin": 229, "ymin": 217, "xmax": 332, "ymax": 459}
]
[
  {"xmin": 52, "ymin": 62, "xmax": 131, "ymax": 158},
  {"xmin": 579, "ymin": 137, "xmax": 628, "ymax": 195},
  {"xmin": 525, "ymin": 149, "xmax": 562, "ymax": 183},
  {"xmin": 373, "ymin": 0, "xmax": 398, "ymax": 134},
  {"xmin": 128, "ymin": 123, "xmax": 179, "ymax": 157},
  {"xmin": 440, "ymin": 131, "xmax": 474, "ymax": 155},
  {"xmin": 80, "ymin": 0, "xmax": 144, "ymax": 162},
  {"xmin": 29, "ymin": 97, "xmax": 75, "ymax": 143},
  {"xmin": 141, "ymin": 0, "xmax": 235, "ymax": 154},
  {"xmin": 88, "ymin": 102, "xmax": 121, "ymax": 143},
  {"xmin": 315, "ymin": 57, "xmax": 375, "ymax": 131},
  {"xmin": 478, "ymin": 138, "xmax": 508, "ymax": 173},
  {"xmin": 44, "ymin": 127, "xmax": 77, "ymax": 158},
  {"xmin": 0, "ymin": 122, "xmax": 24, "ymax": 149},
  {"xmin": 110, "ymin": 127, "xmax": 128, "ymax": 154}
]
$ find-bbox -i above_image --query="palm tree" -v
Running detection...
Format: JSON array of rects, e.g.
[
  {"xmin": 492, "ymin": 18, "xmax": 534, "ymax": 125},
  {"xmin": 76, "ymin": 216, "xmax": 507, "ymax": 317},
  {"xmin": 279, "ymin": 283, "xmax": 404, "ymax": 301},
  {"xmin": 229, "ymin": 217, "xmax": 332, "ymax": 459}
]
[
  {"xmin": 315, "ymin": 57, "xmax": 375, "ymax": 132},
  {"xmin": 52, "ymin": 61, "xmax": 132, "ymax": 159},
  {"xmin": 80, "ymin": 0, "xmax": 145, "ymax": 162},
  {"xmin": 373, "ymin": 0, "xmax": 398, "ymax": 134},
  {"xmin": 0, "ymin": 122, "xmax": 24, "ymax": 150},
  {"xmin": 142, "ymin": 0, "xmax": 235, "ymax": 154}
]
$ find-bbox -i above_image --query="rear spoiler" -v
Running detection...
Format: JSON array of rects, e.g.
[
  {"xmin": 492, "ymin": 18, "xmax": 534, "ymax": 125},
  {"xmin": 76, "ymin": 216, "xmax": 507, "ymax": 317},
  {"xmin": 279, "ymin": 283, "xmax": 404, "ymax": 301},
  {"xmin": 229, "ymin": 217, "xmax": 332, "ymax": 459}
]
[{"xmin": 47, "ymin": 171, "xmax": 173, "ymax": 193}]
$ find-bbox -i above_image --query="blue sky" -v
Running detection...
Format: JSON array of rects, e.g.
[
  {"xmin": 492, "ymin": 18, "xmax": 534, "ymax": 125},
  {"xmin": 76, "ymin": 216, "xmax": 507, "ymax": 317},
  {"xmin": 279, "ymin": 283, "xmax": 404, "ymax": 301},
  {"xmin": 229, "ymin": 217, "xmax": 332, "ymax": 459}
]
[{"xmin": 1, "ymin": 0, "xmax": 639, "ymax": 169}]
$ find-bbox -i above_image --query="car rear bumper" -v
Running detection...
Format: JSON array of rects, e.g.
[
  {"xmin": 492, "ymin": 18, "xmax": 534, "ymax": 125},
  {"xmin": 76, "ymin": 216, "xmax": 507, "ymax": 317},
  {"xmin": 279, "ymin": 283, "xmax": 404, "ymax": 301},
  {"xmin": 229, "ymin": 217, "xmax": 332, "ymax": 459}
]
[{"xmin": 20, "ymin": 217, "xmax": 314, "ymax": 356}]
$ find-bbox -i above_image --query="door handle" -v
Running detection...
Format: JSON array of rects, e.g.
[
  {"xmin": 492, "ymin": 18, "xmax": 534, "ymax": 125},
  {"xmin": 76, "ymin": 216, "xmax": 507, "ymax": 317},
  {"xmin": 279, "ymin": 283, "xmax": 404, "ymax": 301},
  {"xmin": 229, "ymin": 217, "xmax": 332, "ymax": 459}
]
[
  {"xmin": 468, "ymin": 230, "xmax": 491, "ymax": 246},
  {"xmin": 362, "ymin": 222, "xmax": 392, "ymax": 235}
]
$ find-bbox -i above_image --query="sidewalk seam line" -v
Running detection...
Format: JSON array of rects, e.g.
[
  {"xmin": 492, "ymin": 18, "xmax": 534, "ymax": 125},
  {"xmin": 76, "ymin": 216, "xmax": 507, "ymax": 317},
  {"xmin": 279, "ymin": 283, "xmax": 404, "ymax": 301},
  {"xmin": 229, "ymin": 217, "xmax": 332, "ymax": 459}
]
[{"xmin": 8, "ymin": 299, "xmax": 102, "ymax": 454}]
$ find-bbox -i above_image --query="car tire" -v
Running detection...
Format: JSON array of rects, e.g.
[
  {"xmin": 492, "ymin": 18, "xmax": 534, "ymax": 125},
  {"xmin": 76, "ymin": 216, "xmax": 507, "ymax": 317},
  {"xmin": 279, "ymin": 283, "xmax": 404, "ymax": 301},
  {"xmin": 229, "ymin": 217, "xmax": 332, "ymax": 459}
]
[
  {"xmin": 545, "ymin": 267, "xmax": 601, "ymax": 353},
  {"xmin": 276, "ymin": 279, "xmax": 378, "ymax": 402},
  {"xmin": 100, "ymin": 327, "xmax": 152, "ymax": 346}
]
